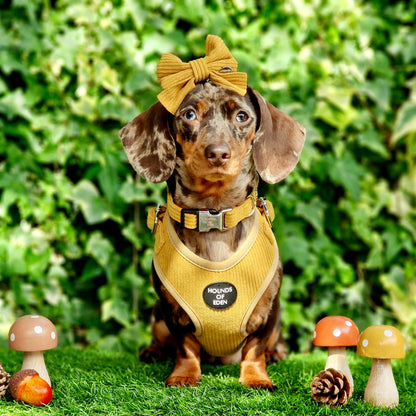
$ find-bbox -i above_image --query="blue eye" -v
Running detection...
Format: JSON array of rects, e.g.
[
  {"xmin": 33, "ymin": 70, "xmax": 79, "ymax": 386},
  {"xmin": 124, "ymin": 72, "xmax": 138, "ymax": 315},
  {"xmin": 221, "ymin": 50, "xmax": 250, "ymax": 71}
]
[
  {"xmin": 183, "ymin": 110, "xmax": 197, "ymax": 121},
  {"xmin": 236, "ymin": 111, "xmax": 249, "ymax": 122}
]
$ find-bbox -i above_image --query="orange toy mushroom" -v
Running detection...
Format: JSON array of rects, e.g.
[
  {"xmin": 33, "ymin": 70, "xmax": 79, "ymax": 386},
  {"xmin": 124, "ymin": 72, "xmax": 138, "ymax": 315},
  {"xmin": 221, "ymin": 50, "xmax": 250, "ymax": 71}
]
[
  {"xmin": 9, "ymin": 315, "xmax": 58, "ymax": 387},
  {"xmin": 357, "ymin": 325, "xmax": 406, "ymax": 408},
  {"xmin": 313, "ymin": 316, "xmax": 359, "ymax": 390}
]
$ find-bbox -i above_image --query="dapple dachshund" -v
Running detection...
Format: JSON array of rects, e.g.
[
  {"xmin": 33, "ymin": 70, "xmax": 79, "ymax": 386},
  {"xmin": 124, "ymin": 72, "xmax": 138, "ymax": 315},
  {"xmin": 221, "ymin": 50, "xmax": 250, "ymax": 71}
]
[{"xmin": 119, "ymin": 39, "xmax": 305, "ymax": 390}]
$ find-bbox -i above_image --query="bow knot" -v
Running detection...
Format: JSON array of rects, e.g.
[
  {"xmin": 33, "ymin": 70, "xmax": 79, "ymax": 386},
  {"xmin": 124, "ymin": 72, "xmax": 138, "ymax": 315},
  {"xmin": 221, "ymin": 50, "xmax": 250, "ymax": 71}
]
[
  {"xmin": 190, "ymin": 58, "xmax": 211, "ymax": 83},
  {"xmin": 157, "ymin": 35, "xmax": 247, "ymax": 114}
]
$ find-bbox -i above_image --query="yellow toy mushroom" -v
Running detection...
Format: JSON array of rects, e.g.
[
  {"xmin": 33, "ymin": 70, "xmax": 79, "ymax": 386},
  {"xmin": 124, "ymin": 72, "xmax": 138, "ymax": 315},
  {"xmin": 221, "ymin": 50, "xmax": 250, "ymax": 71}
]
[{"xmin": 357, "ymin": 325, "xmax": 406, "ymax": 408}]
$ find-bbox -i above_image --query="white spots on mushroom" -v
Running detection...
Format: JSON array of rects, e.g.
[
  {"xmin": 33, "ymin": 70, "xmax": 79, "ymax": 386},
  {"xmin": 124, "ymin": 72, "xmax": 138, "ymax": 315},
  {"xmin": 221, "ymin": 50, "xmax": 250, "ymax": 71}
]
[
  {"xmin": 361, "ymin": 329, "xmax": 395, "ymax": 348},
  {"xmin": 313, "ymin": 316, "xmax": 359, "ymax": 347},
  {"xmin": 313, "ymin": 331, "xmax": 316, "ymax": 339},
  {"xmin": 8, "ymin": 315, "xmax": 58, "ymax": 352},
  {"xmin": 34, "ymin": 326, "xmax": 43, "ymax": 334}
]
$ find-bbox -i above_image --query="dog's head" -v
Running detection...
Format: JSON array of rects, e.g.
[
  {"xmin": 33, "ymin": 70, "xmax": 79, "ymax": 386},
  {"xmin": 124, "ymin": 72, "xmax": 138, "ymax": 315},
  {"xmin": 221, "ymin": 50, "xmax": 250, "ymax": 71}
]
[{"xmin": 120, "ymin": 83, "xmax": 305, "ymax": 190}]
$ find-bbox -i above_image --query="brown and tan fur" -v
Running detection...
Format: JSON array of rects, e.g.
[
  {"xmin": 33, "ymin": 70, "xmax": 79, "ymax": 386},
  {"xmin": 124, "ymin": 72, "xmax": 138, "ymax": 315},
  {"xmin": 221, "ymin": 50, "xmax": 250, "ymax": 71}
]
[{"xmin": 120, "ymin": 82, "xmax": 305, "ymax": 390}]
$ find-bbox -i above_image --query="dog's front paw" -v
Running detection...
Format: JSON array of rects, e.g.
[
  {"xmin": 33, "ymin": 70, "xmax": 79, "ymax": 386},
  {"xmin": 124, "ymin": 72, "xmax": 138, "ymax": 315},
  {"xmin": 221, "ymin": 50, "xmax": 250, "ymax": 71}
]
[
  {"xmin": 239, "ymin": 361, "xmax": 276, "ymax": 391},
  {"xmin": 165, "ymin": 375, "xmax": 200, "ymax": 387},
  {"xmin": 239, "ymin": 378, "xmax": 276, "ymax": 391},
  {"xmin": 239, "ymin": 376, "xmax": 276, "ymax": 391}
]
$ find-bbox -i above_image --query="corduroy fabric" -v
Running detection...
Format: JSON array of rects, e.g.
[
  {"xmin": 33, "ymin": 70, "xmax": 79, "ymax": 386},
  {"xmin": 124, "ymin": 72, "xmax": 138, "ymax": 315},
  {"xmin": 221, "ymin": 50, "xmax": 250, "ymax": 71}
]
[
  {"xmin": 157, "ymin": 35, "xmax": 247, "ymax": 114},
  {"xmin": 152, "ymin": 209, "xmax": 279, "ymax": 357}
]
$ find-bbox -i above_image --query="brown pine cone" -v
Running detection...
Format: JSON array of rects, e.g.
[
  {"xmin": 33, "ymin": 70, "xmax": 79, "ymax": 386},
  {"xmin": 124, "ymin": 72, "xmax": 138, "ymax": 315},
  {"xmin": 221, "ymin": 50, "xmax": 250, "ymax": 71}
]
[
  {"xmin": 0, "ymin": 362, "xmax": 11, "ymax": 398},
  {"xmin": 310, "ymin": 368, "xmax": 352, "ymax": 407}
]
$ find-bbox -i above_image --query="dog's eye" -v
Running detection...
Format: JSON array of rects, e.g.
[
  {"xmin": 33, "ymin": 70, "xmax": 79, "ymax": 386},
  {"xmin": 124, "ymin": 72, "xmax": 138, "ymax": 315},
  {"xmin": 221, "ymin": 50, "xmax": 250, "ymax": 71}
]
[
  {"xmin": 183, "ymin": 110, "xmax": 197, "ymax": 121},
  {"xmin": 236, "ymin": 111, "xmax": 249, "ymax": 123}
]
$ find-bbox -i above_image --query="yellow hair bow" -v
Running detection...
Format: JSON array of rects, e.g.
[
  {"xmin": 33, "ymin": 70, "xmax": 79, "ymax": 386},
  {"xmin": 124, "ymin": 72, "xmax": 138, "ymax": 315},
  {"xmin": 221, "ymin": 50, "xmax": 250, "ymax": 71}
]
[{"xmin": 157, "ymin": 35, "xmax": 247, "ymax": 114}]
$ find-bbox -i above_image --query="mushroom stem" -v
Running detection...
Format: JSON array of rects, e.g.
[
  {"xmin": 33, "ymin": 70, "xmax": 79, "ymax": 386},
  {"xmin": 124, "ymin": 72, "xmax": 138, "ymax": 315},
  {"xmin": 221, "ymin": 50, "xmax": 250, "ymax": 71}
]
[
  {"xmin": 325, "ymin": 346, "xmax": 354, "ymax": 390},
  {"xmin": 21, "ymin": 351, "xmax": 51, "ymax": 387},
  {"xmin": 364, "ymin": 358, "xmax": 398, "ymax": 408}
]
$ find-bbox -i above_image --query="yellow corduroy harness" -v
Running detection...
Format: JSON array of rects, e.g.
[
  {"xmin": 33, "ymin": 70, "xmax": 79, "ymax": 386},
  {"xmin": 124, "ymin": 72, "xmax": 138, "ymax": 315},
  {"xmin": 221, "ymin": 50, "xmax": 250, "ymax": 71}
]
[{"xmin": 147, "ymin": 197, "xmax": 279, "ymax": 357}]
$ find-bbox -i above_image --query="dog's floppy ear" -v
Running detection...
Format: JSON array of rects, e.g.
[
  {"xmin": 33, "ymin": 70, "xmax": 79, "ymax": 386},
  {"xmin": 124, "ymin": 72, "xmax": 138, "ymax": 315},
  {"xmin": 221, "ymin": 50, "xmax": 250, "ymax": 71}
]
[
  {"xmin": 249, "ymin": 88, "xmax": 306, "ymax": 184},
  {"xmin": 119, "ymin": 102, "xmax": 176, "ymax": 183}
]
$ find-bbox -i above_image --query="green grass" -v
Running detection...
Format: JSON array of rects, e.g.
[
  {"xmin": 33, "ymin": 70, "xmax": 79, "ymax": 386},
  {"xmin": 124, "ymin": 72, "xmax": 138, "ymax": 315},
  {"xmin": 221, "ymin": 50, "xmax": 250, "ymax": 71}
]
[{"xmin": 0, "ymin": 348, "xmax": 414, "ymax": 415}]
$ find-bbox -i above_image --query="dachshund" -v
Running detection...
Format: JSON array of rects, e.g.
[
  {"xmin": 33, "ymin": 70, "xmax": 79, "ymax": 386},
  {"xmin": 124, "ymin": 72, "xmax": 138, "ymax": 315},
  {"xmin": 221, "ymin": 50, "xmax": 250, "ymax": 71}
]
[{"xmin": 119, "ymin": 81, "xmax": 305, "ymax": 390}]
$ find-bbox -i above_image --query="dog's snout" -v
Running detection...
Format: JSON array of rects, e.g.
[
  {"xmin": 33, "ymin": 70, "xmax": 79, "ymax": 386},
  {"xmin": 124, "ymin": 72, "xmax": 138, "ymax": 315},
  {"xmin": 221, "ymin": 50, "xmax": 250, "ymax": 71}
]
[{"xmin": 204, "ymin": 144, "xmax": 231, "ymax": 166}]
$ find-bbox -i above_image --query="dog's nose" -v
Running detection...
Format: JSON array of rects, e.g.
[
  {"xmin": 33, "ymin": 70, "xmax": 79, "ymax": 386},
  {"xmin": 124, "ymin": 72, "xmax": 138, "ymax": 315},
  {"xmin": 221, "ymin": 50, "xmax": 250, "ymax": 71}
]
[{"xmin": 204, "ymin": 144, "xmax": 231, "ymax": 166}]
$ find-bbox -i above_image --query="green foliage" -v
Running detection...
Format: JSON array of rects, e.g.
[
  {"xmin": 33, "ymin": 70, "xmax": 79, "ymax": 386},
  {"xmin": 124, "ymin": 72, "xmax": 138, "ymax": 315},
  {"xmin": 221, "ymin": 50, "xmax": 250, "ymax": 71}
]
[{"xmin": 0, "ymin": 0, "xmax": 415, "ymax": 353}]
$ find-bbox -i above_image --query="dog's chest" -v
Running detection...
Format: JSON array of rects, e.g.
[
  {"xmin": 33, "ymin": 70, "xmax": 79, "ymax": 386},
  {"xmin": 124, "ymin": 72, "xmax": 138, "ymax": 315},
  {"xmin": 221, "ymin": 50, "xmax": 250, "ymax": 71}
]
[
  {"xmin": 174, "ymin": 215, "xmax": 255, "ymax": 262},
  {"xmin": 153, "ymin": 210, "xmax": 279, "ymax": 357}
]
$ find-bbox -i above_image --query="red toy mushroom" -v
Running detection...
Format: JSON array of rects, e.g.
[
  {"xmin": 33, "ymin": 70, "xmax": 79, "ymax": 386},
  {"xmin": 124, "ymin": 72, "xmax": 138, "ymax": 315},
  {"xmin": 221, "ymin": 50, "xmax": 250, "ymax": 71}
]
[
  {"xmin": 9, "ymin": 315, "xmax": 58, "ymax": 387},
  {"xmin": 313, "ymin": 316, "xmax": 359, "ymax": 390}
]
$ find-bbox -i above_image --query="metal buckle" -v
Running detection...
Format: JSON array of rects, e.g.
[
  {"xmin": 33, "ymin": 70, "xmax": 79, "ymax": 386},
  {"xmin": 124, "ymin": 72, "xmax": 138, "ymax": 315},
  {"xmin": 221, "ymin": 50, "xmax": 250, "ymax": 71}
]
[
  {"xmin": 152, "ymin": 204, "xmax": 162, "ymax": 233},
  {"xmin": 181, "ymin": 208, "xmax": 232, "ymax": 232},
  {"xmin": 259, "ymin": 197, "xmax": 272, "ymax": 228}
]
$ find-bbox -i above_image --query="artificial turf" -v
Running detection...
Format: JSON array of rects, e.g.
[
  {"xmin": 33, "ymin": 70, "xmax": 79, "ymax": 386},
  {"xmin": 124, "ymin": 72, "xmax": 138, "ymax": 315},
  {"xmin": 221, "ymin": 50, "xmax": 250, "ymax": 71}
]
[{"xmin": 0, "ymin": 347, "xmax": 414, "ymax": 415}]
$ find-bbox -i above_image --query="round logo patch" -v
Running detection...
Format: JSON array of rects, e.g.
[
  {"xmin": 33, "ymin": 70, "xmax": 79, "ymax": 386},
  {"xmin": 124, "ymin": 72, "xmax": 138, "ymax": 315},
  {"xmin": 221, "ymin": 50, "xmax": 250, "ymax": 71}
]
[{"xmin": 203, "ymin": 282, "xmax": 237, "ymax": 310}]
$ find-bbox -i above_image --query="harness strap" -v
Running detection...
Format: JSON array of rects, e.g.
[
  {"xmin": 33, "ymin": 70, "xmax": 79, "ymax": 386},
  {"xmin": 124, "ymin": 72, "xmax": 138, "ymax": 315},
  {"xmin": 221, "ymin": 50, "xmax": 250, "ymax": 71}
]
[
  {"xmin": 147, "ymin": 194, "xmax": 275, "ymax": 232},
  {"xmin": 167, "ymin": 193, "xmax": 257, "ymax": 231}
]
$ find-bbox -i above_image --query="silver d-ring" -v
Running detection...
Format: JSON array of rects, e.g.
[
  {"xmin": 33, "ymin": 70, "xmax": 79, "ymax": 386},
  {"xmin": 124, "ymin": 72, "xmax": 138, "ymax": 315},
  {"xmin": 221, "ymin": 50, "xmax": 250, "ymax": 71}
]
[{"xmin": 247, "ymin": 193, "xmax": 257, "ymax": 217}]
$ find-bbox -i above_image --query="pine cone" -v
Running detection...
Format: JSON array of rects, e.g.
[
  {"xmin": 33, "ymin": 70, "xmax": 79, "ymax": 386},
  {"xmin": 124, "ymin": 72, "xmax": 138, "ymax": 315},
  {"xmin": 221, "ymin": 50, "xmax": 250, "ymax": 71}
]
[
  {"xmin": 310, "ymin": 368, "xmax": 352, "ymax": 407},
  {"xmin": 0, "ymin": 362, "xmax": 11, "ymax": 399}
]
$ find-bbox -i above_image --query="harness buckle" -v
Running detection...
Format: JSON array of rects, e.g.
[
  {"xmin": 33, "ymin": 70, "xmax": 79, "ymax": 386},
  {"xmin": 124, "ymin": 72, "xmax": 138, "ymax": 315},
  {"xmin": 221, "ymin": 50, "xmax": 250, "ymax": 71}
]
[{"xmin": 181, "ymin": 208, "xmax": 232, "ymax": 232}]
